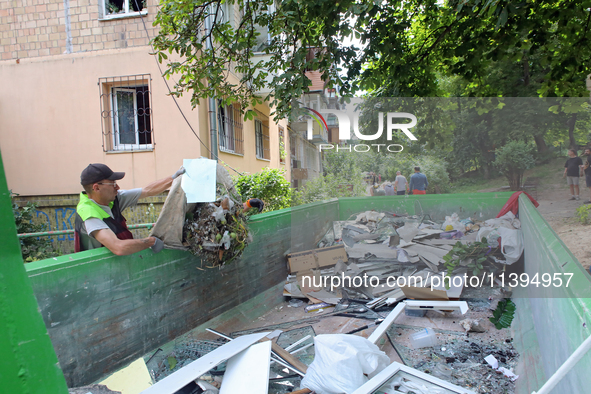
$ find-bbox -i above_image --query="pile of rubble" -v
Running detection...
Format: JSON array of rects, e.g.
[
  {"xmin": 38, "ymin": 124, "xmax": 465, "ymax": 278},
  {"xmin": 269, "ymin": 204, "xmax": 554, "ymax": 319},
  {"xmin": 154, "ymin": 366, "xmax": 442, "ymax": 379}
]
[
  {"xmin": 284, "ymin": 209, "xmax": 523, "ymax": 307},
  {"xmin": 183, "ymin": 194, "xmax": 250, "ymax": 267}
]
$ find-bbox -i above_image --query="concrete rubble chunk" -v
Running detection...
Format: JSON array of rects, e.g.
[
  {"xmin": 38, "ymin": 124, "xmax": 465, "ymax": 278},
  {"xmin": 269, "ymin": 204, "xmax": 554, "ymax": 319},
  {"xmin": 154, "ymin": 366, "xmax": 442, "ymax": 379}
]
[{"xmin": 460, "ymin": 318, "xmax": 488, "ymax": 333}]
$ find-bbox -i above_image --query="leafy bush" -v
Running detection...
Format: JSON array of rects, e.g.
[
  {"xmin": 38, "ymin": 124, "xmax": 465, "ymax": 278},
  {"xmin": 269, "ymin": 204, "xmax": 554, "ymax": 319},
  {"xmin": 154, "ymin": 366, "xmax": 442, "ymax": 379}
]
[
  {"xmin": 234, "ymin": 167, "xmax": 291, "ymax": 213},
  {"xmin": 291, "ymin": 171, "xmax": 367, "ymax": 206},
  {"xmin": 493, "ymin": 141, "xmax": 536, "ymax": 191},
  {"xmin": 576, "ymin": 204, "xmax": 591, "ymax": 225},
  {"xmin": 11, "ymin": 192, "xmax": 60, "ymax": 262}
]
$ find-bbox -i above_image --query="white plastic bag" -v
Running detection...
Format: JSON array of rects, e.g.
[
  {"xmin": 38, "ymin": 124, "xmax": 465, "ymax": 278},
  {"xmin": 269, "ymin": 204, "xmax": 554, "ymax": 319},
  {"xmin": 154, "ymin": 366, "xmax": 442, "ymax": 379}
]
[
  {"xmin": 498, "ymin": 227, "xmax": 523, "ymax": 264},
  {"xmin": 484, "ymin": 211, "xmax": 521, "ymax": 229},
  {"xmin": 300, "ymin": 334, "xmax": 390, "ymax": 394},
  {"xmin": 211, "ymin": 205, "xmax": 225, "ymax": 221},
  {"xmin": 220, "ymin": 230, "xmax": 231, "ymax": 250},
  {"xmin": 441, "ymin": 213, "xmax": 464, "ymax": 231},
  {"xmin": 477, "ymin": 226, "xmax": 500, "ymax": 247}
]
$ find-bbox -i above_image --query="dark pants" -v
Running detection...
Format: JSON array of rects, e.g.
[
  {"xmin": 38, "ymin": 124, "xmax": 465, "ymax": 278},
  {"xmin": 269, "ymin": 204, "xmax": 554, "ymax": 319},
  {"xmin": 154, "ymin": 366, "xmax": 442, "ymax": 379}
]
[{"xmin": 397, "ymin": 191, "xmax": 405, "ymax": 195}]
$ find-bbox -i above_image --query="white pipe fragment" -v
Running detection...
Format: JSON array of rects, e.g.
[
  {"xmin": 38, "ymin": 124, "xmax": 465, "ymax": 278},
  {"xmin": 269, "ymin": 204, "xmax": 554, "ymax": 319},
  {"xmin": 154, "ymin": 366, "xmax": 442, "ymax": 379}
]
[{"xmin": 532, "ymin": 335, "xmax": 591, "ymax": 394}]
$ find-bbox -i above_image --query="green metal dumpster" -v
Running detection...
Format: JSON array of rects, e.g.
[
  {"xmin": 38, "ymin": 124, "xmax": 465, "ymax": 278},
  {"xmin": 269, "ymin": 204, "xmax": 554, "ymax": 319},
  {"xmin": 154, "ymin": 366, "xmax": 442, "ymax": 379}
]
[{"xmin": 3, "ymin": 154, "xmax": 591, "ymax": 393}]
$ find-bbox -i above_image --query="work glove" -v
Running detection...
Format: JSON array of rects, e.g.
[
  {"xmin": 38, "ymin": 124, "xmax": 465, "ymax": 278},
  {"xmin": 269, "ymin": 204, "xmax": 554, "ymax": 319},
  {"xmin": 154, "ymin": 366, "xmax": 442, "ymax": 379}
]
[
  {"xmin": 171, "ymin": 166, "xmax": 186, "ymax": 180},
  {"xmin": 151, "ymin": 236, "xmax": 164, "ymax": 253},
  {"xmin": 246, "ymin": 198, "xmax": 264, "ymax": 213}
]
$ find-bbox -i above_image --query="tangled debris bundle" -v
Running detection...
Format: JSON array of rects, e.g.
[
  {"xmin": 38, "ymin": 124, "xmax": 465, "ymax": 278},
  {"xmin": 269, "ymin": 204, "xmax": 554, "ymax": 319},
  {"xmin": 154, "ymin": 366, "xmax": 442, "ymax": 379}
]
[{"xmin": 183, "ymin": 183, "xmax": 250, "ymax": 267}]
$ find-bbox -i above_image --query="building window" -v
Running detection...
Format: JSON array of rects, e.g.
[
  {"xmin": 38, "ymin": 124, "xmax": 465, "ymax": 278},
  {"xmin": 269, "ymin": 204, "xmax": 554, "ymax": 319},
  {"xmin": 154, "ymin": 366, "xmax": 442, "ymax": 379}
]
[
  {"xmin": 279, "ymin": 126, "xmax": 286, "ymax": 164},
  {"xmin": 254, "ymin": 111, "xmax": 270, "ymax": 160},
  {"xmin": 101, "ymin": 0, "xmax": 147, "ymax": 19},
  {"xmin": 99, "ymin": 75, "xmax": 153, "ymax": 152},
  {"xmin": 218, "ymin": 102, "xmax": 244, "ymax": 154}
]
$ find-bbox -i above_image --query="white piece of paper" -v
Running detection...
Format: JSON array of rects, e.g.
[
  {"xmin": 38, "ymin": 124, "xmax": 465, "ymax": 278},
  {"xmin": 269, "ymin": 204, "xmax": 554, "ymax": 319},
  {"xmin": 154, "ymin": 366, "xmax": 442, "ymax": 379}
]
[
  {"xmin": 484, "ymin": 355, "xmax": 499, "ymax": 369},
  {"xmin": 181, "ymin": 158, "xmax": 217, "ymax": 203}
]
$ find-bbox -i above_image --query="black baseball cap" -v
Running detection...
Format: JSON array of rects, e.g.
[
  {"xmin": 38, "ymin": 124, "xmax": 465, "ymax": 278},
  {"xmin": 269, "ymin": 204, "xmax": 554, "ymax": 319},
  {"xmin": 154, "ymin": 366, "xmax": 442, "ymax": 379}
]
[{"xmin": 80, "ymin": 163, "xmax": 125, "ymax": 185}]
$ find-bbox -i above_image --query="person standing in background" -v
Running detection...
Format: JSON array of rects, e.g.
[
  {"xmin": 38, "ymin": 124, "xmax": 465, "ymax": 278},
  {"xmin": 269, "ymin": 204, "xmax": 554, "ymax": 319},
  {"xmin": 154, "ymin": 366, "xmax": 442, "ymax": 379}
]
[
  {"xmin": 564, "ymin": 149, "xmax": 582, "ymax": 200},
  {"xmin": 393, "ymin": 171, "xmax": 408, "ymax": 195},
  {"xmin": 409, "ymin": 167, "xmax": 428, "ymax": 195}
]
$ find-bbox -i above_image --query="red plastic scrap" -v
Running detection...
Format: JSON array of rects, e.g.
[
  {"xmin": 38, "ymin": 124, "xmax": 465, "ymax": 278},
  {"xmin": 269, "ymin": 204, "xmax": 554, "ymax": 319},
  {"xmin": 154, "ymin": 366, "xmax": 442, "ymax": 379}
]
[{"xmin": 496, "ymin": 191, "xmax": 539, "ymax": 218}]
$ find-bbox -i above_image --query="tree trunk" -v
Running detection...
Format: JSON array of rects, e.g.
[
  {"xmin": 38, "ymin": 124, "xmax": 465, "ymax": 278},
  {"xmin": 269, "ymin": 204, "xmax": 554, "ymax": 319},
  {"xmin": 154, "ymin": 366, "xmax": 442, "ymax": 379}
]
[
  {"xmin": 508, "ymin": 171, "xmax": 522, "ymax": 191},
  {"xmin": 533, "ymin": 135, "xmax": 548, "ymax": 153},
  {"xmin": 567, "ymin": 113, "xmax": 578, "ymax": 150}
]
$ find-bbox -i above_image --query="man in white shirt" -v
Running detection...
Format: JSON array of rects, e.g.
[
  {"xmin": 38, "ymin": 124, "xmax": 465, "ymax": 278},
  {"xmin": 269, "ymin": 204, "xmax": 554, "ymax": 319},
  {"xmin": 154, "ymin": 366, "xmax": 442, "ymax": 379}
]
[{"xmin": 393, "ymin": 171, "xmax": 409, "ymax": 195}]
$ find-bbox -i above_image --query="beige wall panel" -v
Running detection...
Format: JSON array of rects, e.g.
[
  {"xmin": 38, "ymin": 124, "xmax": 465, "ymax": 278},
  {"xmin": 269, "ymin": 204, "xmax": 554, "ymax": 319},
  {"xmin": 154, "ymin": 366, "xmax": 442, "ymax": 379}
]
[{"xmin": 0, "ymin": 46, "xmax": 207, "ymax": 196}]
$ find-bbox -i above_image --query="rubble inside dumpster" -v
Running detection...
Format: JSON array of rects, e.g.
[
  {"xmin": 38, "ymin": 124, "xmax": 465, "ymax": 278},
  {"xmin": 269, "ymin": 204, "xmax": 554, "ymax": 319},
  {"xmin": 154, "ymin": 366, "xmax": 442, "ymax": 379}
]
[{"xmin": 128, "ymin": 209, "xmax": 522, "ymax": 394}]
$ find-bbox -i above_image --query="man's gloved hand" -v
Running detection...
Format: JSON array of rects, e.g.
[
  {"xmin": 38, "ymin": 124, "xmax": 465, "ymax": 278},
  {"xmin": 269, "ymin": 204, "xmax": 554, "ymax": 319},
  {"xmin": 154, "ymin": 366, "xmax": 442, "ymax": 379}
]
[
  {"xmin": 151, "ymin": 236, "xmax": 164, "ymax": 253},
  {"xmin": 246, "ymin": 198, "xmax": 264, "ymax": 213},
  {"xmin": 172, "ymin": 166, "xmax": 186, "ymax": 180}
]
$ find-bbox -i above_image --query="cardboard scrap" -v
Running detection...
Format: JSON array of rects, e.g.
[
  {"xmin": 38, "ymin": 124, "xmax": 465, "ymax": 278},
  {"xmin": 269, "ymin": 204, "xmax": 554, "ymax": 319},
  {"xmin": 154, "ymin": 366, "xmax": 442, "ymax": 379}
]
[
  {"xmin": 287, "ymin": 245, "xmax": 347, "ymax": 273},
  {"xmin": 305, "ymin": 289, "xmax": 341, "ymax": 305},
  {"xmin": 99, "ymin": 358, "xmax": 152, "ymax": 394},
  {"xmin": 346, "ymin": 243, "xmax": 398, "ymax": 259},
  {"xmin": 400, "ymin": 286, "xmax": 450, "ymax": 301}
]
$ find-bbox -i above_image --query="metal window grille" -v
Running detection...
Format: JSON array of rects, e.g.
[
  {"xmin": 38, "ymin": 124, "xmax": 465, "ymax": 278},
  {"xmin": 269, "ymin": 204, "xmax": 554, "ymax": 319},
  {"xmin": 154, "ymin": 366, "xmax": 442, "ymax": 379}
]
[
  {"xmin": 99, "ymin": 75, "xmax": 153, "ymax": 152},
  {"xmin": 255, "ymin": 111, "xmax": 270, "ymax": 160},
  {"xmin": 218, "ymin": 103, "xmax": 244, "ymax": 154}
]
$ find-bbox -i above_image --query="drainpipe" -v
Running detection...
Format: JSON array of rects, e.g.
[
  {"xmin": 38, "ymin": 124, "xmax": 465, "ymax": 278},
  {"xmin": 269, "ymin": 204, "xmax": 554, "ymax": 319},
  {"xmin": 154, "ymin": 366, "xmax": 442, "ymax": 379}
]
[
  {"xmin": 531, "ymin": 334, "xmax": 591, "ymax": 394},
  {"xmin": 205, "ymin": 10, "xmax": 218, "ymax": 161}
]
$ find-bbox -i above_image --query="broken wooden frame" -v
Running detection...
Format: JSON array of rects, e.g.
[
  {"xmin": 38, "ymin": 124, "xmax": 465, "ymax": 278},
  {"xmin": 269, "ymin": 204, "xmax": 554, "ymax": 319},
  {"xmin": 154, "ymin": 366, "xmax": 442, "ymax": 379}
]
[{"xmin": 350, "ymin": 361, "xmax": 477, "ymax": 394}]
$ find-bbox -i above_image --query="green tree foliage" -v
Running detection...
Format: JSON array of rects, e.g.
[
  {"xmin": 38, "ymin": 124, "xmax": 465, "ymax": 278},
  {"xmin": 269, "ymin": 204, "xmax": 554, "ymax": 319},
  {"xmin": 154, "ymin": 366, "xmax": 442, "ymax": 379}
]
[
  {"xmin": 153, "ymin": 0, "xmax": 591, "ymax": 122},
  {"xmin": 292, "ymin": 151, "xmax": 367, "ymax": 205},
  {"xmin": 234, "ymin": 167, "xmax": 291, "ymax": 213},
  {"xmin": 375, "ymin": 152, "xmax": 451, "ymax": 194},
  {"xmin": 152, "ymin": 0, "xmax": 362, "ymax": 119},
  {"xmin": 493, "ymin": 141, "xmax": 536, "ymax": 191},
  {"xmin": 291, "ymin": 172, "xmax": 367, "ymax": 206},
  {"xmin": 11, "ymin": 192, "xmax": 60, "ymax": 262}
]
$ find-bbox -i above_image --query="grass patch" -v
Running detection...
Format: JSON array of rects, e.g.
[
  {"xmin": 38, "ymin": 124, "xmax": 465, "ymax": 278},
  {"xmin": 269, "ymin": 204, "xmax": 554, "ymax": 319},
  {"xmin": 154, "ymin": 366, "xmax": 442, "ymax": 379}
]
[
  {"xmin": 525, "ymin": 157, "xmax": 566, "ymax": 187},
  {"xmin": 449, "ymin": 175, "xmax": 507, "ymax": 194},
  {"xmin": 448, "ymin": 157, "xmax": 568, "ymax": 194}
]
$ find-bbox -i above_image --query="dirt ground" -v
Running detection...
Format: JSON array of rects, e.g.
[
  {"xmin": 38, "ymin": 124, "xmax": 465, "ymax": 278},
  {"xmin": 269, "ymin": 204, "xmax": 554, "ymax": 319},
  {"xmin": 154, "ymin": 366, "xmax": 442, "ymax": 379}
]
[{"xmin": 479, "ymin": 166, "xmax": 591, "ymax": 271}]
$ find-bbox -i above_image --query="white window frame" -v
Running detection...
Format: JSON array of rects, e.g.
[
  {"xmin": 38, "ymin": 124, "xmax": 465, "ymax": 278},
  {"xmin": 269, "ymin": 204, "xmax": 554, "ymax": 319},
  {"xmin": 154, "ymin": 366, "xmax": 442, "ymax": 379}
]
[
  {"xmin": 351, "ymin": 361, "xmax": 476, "ymax": 394},
  {"xmin": 100, "ymin": 0, "xmax": 148, "ymax": 20},
  {"xmin": 111, "ymin": 87, "xmax": 152, "ymax": 151}
]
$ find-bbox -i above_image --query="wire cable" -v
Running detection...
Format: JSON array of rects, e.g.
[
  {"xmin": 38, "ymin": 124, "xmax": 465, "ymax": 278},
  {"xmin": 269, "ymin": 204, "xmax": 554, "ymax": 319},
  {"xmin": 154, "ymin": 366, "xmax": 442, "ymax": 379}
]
[{"xmin": 132, "ymin": 0, "xmax": 244, "ymax": 176}]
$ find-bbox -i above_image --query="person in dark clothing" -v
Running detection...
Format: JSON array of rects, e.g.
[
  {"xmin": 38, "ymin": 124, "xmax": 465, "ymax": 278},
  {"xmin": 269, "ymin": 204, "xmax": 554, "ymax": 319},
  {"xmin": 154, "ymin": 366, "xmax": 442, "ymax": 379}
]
[
  {"xmin": 564, "ymin": 149, "xmax": 583, "ymax": 200},
  {"xmin": 409, "ymin": 167, "xmax": 428, "ymax": 195}
]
